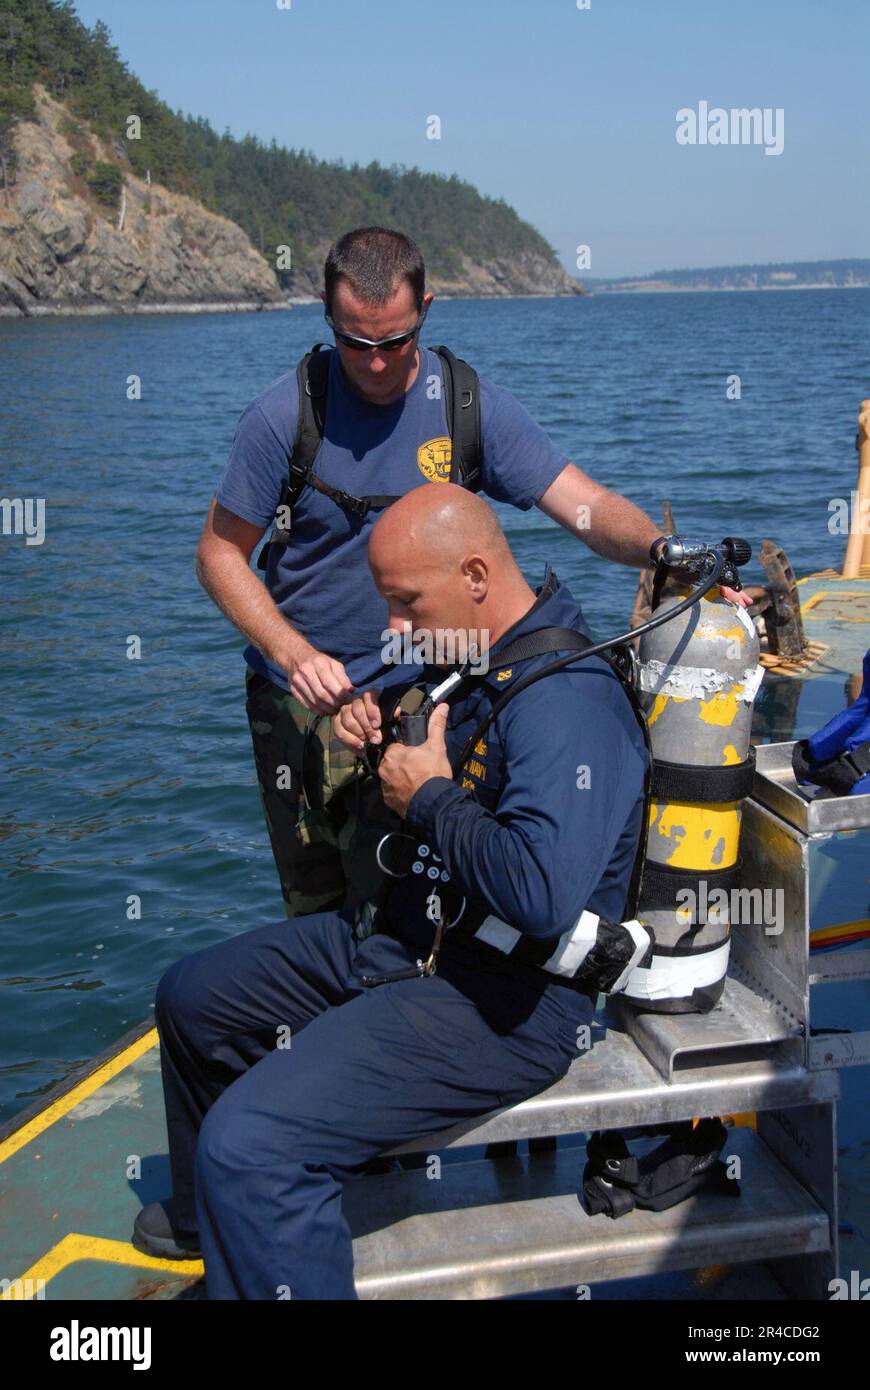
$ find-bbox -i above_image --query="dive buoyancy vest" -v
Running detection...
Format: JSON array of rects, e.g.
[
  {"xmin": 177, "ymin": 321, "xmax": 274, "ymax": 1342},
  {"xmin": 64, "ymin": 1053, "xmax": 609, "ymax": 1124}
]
[
  {"xmin": 362, "ymin": 606, "xmax": 657, "ymax": 997},
  {"xmin": 792, "ymin": 647, "xmax": 870, "ymax": 797},
  {"xmin": 580, "ymin": 1117, "xmax": 739, "ymax": 1218},
  {"xmin": 256, "ymin": 343, "xmax": 482, "ymax": 572}
]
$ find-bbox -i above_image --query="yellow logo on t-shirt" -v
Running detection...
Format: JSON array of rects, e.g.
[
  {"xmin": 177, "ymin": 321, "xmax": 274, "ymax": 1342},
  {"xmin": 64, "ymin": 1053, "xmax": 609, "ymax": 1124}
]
[{"xmin": 417, "ymin": 437, "xmax": 452, "ymax": 483}]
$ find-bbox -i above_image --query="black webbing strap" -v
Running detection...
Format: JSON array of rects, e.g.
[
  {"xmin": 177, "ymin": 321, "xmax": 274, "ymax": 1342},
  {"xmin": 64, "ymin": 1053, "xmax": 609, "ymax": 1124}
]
[
  {"xmin": 430, "ymin": 345, "xmax": 482, "ymax": 491},
  {"xmin": 256, "ymin": 344, "xmax": 331, "ymax": 570},
  {"xmin": 298, "ymin": 473, "xmax": 401, "ymax": 518},
  {"xmin": 639, "ymin": 859, "xmax": 742, "ymax": 912},
  {"xmin": 258, "ymin": 344, "xmax": 483, "ymax": 570},
  {"xmin": 650, "ymin": 749, "xmax": 756, "ymax": 805},
  {"xmin": 451, "ymin": 626, "xmax": 597, "ymax": 773},
  {"xmin": 792, "ymin": 738, "xmax": 870, "ymax": 796},
  {"xmin": 286, "ymin": 344, "xmax": 399, "ymax": 518},
  {"xmin": 450, "ymin": 619, "xmax": 652, "ymax": 923},
  {"xmin": 449, "ymin": 909, "xmax": 644, "ymax": 991},
  {"xmin": 291, "ymin": 343, "xmax": 330, "ymax": 490}
]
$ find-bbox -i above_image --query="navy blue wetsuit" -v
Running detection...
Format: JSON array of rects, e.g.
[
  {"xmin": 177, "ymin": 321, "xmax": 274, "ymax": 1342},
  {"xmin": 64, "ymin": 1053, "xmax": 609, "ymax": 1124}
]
[{"xmin": 154, "ymin": 574, "xmax": 647, "ymax": 1299}]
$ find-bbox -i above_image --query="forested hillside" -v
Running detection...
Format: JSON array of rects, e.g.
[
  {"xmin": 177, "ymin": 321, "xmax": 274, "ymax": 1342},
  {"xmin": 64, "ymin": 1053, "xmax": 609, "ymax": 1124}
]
[{"xmin": 0, "ymin": 0, "xmax": 579, "ymax": 301}]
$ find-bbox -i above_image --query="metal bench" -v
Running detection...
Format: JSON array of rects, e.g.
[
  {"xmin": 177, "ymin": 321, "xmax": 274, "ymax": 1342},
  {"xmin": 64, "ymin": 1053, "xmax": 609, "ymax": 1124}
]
[{"xmin": 342, "ymin": 747, "xmax": 870, "ymax": 1300}]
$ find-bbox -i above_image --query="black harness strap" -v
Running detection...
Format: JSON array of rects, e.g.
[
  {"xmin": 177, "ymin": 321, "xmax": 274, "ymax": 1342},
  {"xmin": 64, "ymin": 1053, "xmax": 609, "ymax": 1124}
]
[
  {"xmin": 292, "ymin": 345, "xmax": 399, "ymax": 515},
  {"xmin": 289, "ymin": 342, "xmax": 330, "ymax": 499},
  {"xmin": 450, "ymin": 623, "xmax": 652, "ymax": 923},
  {"xmin": 256, "ymin": 344, "xmax": 482, "ymax": 570},
  {"xmin": 256, "ymin": 344, "xmax": 332, "ymax": 571},
  {"xmin": 431, "ymin": 344, "xmax": 482, "ymax": 491}
]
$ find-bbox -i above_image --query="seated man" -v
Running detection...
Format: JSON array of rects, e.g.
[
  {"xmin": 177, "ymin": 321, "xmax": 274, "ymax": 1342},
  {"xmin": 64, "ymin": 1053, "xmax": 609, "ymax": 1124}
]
[{"xmin": 133, "ymin": 484, "xmax": 649, "ymax": 1300}]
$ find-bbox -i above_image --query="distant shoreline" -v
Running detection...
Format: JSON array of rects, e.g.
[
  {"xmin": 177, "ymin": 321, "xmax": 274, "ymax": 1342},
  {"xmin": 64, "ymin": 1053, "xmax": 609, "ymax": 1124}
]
[
  {"xmin": 0, "ymin": 291, "xmax": 579, "ymax": 320},
  {"xmin": 586, "ymin": 282, "xmax": 870, "ymax": 295},
  {"xmin": 0, "ymin": 299, "xmax": 294, "ymax": 320},
  {"xmin": 2, "ymin": 283, "xmax": 867, "ymax": 321}
]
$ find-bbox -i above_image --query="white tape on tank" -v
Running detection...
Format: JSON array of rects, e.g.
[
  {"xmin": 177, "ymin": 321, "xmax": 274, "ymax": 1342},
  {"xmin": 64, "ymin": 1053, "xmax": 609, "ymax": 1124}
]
[
  {"xmin": 638, "ymin": 659, "xmax": 763, "ymax": 701},
  {"xmin": 622, "ymin": 939, "xmax": 731, "ymax": 1001},
  {"xmin": 741, "ymin": 663, "xmax": 765, "ymax": 702}
]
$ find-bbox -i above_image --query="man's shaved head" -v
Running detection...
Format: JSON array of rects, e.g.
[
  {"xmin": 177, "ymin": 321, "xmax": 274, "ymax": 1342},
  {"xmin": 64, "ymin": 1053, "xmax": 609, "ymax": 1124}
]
[
  {"xmin": 368, "ymin": 484, "xmax": 535, "ymax": 659},
  {"xmin": 370, "ymin": 483, "xmax": 511, "ymax": 575}
]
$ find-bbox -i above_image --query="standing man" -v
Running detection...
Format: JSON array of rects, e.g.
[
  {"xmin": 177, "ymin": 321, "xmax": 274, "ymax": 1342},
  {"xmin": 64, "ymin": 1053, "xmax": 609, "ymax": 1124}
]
[{"xmin": 195, "ymin": 225, "xmax": 741, "ymax": 917}]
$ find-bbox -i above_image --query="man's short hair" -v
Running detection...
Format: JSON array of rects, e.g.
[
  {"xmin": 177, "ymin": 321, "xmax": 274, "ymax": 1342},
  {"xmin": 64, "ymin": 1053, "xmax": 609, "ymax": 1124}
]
[{"xmin": 324, "ymin": 227, "xmax": 425, "ymax": 314}]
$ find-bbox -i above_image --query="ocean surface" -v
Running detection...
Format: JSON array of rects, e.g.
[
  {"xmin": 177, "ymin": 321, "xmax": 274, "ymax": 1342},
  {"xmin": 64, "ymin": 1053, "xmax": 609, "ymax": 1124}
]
[{"xmin": 1, "ymin": 289, "xmax": 868, "ymax": 1128}]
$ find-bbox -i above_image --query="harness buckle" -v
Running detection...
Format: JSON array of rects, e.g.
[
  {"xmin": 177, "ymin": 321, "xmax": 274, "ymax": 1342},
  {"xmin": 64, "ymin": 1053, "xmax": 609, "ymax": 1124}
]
[{"xmin": 336, "ymin": 489, "xmax": 369, "ymax": 516}]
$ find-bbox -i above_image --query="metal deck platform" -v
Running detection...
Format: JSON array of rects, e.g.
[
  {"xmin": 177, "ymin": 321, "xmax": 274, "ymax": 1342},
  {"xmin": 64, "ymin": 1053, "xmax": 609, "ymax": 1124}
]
[{"xmin": 350, "ymin": 1131, "xmax": 830, "ymax": 1300}]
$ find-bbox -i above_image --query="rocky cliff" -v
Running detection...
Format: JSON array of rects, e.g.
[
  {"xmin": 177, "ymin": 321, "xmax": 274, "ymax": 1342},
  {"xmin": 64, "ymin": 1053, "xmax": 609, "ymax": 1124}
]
[
  {"xmin": 0, "ymin": 86, "xmax": 286, "ymax": 317},
  {"xmin": 0, "ymin": 86, "xmax": 581, "ymax": 317}
]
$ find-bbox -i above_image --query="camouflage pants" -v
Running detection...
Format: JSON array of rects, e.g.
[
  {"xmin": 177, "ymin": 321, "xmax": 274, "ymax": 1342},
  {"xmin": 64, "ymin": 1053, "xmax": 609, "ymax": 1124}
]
[{"xmin": 245, "ymin": 668, "xmax": 401, "ymax": 918}]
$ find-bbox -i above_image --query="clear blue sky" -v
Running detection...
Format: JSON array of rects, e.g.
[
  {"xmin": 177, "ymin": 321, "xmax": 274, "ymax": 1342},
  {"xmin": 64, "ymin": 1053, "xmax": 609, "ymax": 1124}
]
[{"xmin": 71, "ymin": 0, "xmax": 868, "ymax": 278}]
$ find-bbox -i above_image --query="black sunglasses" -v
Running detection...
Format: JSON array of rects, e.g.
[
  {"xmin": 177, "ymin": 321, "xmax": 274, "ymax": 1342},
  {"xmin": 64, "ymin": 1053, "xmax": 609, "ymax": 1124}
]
[{"xmin": 324, "ymin": 304, "xmax": 428, "ymax": 353}]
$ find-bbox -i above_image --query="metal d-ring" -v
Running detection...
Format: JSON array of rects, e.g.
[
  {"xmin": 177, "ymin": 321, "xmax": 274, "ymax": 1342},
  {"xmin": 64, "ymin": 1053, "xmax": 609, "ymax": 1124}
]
[{"xmin": 375, "ymin": 831, "xmax": 418, "ymax": 878}]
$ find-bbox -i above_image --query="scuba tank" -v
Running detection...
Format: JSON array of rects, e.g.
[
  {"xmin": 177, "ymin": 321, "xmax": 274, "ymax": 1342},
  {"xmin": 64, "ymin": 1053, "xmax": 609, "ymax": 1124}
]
[{"xmin": 622, "ymin": 542, "xmax": 763, "ymax": 1013}]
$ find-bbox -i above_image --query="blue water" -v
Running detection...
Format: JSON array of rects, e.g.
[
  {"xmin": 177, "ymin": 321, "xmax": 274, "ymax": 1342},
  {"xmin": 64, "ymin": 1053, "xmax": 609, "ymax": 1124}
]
[{"xmin": 1, "ymin": 289, "xmax": 868, "ymax": 1126}]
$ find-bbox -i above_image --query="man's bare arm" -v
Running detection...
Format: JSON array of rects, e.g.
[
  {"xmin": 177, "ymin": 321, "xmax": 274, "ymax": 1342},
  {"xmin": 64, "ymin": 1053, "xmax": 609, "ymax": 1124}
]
[
  {"xmin": 537, "ymin": 463, "xmax": 752, "ymax": 606},
  {"xmin": 537, "ymin": 463, "xmax": 660, "ymax": 566},
  {"xmin": 195, "ymin": 499, "xmax": 354, "ymax": 712}
]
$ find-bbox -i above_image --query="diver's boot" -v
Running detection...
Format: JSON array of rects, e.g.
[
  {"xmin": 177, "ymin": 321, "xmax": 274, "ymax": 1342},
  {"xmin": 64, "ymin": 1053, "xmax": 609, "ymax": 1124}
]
[{"xmin": 132, "ymin": 1199, "xmax": 202, "ymax": 1260}]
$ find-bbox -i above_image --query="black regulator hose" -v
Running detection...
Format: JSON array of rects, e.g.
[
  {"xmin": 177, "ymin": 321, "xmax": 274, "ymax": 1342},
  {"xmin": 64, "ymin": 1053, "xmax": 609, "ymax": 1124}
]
[{"xmin": 450, "ymin": 548, "xmax": 729, "ymax": 778}]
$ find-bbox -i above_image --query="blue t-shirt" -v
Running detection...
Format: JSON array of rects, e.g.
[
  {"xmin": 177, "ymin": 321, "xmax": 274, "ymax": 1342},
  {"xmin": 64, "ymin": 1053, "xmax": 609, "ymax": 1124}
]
[{"xmin": 216, "ymin": 347, "xmax": 569, "ymax": 685}]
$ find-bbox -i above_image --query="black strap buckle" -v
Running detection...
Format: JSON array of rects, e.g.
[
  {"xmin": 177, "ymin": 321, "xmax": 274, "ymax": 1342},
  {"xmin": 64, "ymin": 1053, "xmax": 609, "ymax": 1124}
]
[{"xmin": 335, "ymin": 489, "xmax": 370, "ymax": 516}]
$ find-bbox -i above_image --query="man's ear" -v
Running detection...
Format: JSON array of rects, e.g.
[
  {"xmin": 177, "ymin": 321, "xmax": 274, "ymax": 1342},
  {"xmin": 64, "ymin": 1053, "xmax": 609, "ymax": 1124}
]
[{"xmin": 464, "ymin": 554, "xmax": 489, "ymax": 599}]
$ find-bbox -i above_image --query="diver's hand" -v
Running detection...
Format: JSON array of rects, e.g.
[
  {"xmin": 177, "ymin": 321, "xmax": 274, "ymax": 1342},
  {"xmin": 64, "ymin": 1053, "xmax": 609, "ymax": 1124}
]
[
  {"xmin": 719, "ymin": 585, "xmax": 753, "ymax": 608},
  {"xmin": 379, "ymin": 703, "xmax": 452, "ymax": 818},
  {"xmin": 289, "ymin": 646, "xmax": 355, "ymax": 715},
  {"xmin": 332, "ymin": 691, "xmax": 383, "ymax": 753}
]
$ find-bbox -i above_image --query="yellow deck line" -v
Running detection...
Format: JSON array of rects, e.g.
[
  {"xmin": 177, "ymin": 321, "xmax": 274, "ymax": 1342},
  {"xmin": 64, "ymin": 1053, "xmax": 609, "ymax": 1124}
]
[
  {"xmin": 0, "ymin": 1233, "xmax": 203, "ymax": 1298},
  {"xmin": 800, "ymin": 589, "xmax": 868, "ymax": 613},
  {"xmin": 0, "ymin": 1028, "xmax": 159, "ymax": 1165}
]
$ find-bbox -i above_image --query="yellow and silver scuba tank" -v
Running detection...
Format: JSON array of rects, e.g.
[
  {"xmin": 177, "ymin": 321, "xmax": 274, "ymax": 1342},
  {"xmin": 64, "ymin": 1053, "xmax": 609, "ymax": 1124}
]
[{"xmin": 622, "ymin": 580, "xmax": 763, "ymax": 1013}]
